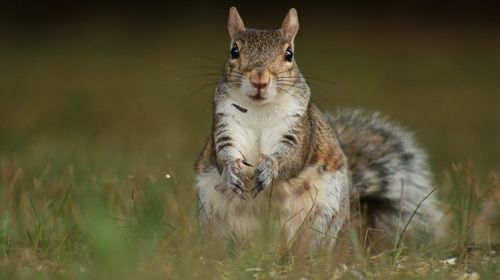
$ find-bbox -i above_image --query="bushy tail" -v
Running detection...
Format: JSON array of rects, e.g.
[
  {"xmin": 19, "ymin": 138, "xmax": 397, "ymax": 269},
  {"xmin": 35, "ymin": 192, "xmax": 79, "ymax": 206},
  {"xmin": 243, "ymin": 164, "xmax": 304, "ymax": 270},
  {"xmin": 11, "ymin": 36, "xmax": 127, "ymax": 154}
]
[{"xmin": 327, "ymin": 109, "xmax": 444, "ymax": 243}]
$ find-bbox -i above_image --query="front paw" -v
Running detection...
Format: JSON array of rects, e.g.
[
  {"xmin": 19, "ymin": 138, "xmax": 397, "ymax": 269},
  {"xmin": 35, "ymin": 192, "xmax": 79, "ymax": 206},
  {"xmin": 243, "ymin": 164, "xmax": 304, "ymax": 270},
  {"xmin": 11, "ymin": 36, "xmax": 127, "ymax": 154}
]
[
  {"xmin": 252, "ymin": 154, "xmax": 277, "ymax": 197},
  {"xmin": 222, "ymin": 159, "xmax": 248, "ymax": 199}
]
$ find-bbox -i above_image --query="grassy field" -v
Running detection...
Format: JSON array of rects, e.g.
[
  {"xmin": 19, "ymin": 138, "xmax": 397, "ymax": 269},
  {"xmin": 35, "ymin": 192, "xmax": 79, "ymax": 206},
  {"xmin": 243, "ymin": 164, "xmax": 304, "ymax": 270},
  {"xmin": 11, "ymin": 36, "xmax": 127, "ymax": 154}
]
[{"xmin": 1, "ymin": 13, "xmax": 499, "ymax": 279}]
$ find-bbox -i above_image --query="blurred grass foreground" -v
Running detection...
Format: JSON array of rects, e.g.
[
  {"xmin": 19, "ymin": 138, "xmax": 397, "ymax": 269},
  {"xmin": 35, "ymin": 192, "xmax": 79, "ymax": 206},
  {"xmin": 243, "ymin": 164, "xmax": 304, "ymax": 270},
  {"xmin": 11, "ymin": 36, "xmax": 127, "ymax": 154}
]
[{"xmin": 1, "ymin": 2, "xmax": 500, "ymax": 279}]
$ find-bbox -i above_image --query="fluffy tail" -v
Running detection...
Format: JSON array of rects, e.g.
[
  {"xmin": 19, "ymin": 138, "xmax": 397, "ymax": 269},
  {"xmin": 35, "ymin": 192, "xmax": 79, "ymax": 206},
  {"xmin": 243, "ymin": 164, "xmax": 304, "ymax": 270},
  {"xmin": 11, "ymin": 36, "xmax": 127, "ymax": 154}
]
[{"xmin": 327, "ymin": 109, "xmax": 444, "ymax": 243}]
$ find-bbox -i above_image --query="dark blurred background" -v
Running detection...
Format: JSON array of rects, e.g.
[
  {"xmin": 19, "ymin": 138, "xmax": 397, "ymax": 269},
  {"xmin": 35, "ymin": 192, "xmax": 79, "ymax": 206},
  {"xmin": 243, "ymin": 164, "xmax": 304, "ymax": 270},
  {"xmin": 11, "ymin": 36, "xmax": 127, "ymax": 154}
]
[
  {"xmin": 2, "ymin": 1, "xmax": 500, "ymax": 25},
  {"xmin": 1, "ymin": 0, "xmax": 499, "ymax": 183}
]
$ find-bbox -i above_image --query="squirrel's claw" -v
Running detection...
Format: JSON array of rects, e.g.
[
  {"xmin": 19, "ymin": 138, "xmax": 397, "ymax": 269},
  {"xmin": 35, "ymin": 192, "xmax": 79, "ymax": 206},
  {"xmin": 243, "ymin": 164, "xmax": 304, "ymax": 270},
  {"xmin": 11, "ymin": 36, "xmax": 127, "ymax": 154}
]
[
  {"xmin": 229, "ymin": 178, "xmax": 249, "ymax": 200},
  {"xmin": 252, "ymin": 154, "xmax": 276, "ymax": 198},
  {"xmin": 251, "ymin": 177, "xmax": 271, "ymax": 197},
  {"xmin": 223, "ymin": 159, "xmax": 249, "ymax": 200},
  {"xmin": 230, "ymin": 181, "xmax": 248, "ymax": 200}
]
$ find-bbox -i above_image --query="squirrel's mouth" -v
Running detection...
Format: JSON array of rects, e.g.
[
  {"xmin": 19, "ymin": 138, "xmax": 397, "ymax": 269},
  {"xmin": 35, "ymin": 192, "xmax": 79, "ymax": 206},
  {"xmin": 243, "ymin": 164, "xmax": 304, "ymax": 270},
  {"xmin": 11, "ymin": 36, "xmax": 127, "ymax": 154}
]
[
  {"xmin": 249, "ymin": 92, "xmax": 265, "ymax": 101},
  {"xmin": 248, "ymin": 87, "xmax": 268, "ymax": 101}
]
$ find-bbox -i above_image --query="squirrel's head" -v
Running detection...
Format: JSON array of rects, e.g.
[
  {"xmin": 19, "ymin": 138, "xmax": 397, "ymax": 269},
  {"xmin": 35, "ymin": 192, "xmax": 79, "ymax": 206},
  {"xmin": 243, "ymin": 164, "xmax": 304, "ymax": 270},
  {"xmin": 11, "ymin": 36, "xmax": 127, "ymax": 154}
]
[{"xmin": 221, "ymin": 7, "xmax": 305, "ymax": 104}]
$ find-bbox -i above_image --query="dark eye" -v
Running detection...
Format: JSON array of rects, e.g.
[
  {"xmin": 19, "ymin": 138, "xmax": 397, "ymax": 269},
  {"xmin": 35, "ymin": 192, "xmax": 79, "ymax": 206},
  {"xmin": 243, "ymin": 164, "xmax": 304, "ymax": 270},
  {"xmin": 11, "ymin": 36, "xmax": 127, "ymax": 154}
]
[
  {"xmin": 285, "ymin": 47, "xmax": 293, "ymax": 62},
  {"xmin": 230, "ymin": 45, "xmax": 239, "ymax": 59}
]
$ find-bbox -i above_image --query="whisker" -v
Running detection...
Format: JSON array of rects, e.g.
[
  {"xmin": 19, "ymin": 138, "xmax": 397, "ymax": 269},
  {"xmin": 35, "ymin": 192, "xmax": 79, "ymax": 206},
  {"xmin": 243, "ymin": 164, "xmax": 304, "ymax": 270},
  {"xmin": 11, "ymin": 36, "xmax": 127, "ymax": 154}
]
[
  {"xmin": 277, "ymin": 78, "xmax": 339, "ymax": 107},
  {"xmin": 275, "ymin": 77, "xmax": 299, "ymax": 80},
  {"xmin": 274, "ymin": 69, "xmax": 294, "ymax": 75},
  {"xmin": 275, "ymin": 78, "xmax": 306, "ymax": 83},
  {"xmin": 276, "ymin": 72, "xmax": 338, "ymax": 87},
  {"xmin": 178, "ymin": 82, "xmax": 218, "ymax": 104},
  {"xmin": 224, "ymin": 74, "xmax": 245, "ymax": 79},
  {"xmin": 225, "ymin": 79, "xmax": 242, "ymax": 85},
  {"xmin": 231, "ymin": 70, "xmax": 246, "ymax": 75},
  {"xmin": 276, "ymin": 86, "xmax": 295, "ymax": 98},
  {"xmin": 276, "ymin": 82, "xmax": 308, "ymax": 90},
  {"xmin": 277, "ymin": 74, "xmax": 341, "ymax": 107},
  {"xmin": 276, "ymin": 78, "xmax": 307, "ymax": 85},
  {"xmin": 309, "ymin": 84, "xmax": 340, "ymax": 107},
  {"xmin": 178, "ymin": 80, "xmax": 238, "ymax": 105},
  {"xmin": 275, "ymin": 78, "xmax": 304, "ymax": 83},
  {"xmin": 303, "ymin": 75, "xmax": 338, "ymax": 87},
  {"xmin": 156, "ymin": 72, "xmax": 218, "ymax": 88}
]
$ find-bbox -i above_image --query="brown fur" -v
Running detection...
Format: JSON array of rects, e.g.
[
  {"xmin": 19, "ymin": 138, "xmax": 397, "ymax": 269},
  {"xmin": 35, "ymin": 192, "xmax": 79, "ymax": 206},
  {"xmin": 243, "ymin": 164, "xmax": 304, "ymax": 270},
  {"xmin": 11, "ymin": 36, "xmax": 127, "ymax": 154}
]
[{"xmin": 195, "ymin": 8, "xmax": 442, "ymax": 253}]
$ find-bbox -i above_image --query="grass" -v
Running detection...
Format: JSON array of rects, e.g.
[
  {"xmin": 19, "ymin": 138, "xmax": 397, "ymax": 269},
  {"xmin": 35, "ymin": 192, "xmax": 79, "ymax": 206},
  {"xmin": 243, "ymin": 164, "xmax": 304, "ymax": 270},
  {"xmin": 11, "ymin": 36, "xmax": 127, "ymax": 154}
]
[{"xmin": 0, "ymin": 13, "xmax": 499, "ymax": 279}]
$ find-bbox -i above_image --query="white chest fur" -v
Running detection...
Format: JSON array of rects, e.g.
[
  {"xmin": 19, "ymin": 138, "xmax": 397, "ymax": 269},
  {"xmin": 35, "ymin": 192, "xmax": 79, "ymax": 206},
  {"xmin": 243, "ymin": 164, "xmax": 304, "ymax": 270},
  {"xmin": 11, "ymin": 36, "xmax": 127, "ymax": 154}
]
[{"xmin": 215, "ymin": 92, "xmax": 304, "ymax": 176}]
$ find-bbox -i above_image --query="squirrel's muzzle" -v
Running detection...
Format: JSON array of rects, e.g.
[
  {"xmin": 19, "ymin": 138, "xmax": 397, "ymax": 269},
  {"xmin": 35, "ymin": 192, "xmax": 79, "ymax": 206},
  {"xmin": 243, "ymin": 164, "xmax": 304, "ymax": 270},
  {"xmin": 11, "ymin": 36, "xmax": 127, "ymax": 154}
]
[{"xmin": 249, "ymin": 71, "xmax": 270, "ymax": 91}]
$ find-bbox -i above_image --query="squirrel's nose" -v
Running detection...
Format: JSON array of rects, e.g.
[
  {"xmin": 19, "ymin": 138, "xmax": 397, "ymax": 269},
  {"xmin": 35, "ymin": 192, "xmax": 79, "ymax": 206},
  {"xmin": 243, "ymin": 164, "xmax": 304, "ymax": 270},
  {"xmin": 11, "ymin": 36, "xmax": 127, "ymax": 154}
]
[
  {"xmin": 249, "ymin": 72, "xmax": 270, "ymax": 90},
  {"xmin": 251, "ymin": 80, "xmax": 268, "ymax": 90}
]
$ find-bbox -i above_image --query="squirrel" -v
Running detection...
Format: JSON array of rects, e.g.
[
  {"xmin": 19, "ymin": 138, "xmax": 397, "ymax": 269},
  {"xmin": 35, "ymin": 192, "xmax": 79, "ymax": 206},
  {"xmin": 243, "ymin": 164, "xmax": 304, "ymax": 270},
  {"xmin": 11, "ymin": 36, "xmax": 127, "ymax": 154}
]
[{"xmin": 194, "ymin": 7, "xmax": 444, "ymax": 252}]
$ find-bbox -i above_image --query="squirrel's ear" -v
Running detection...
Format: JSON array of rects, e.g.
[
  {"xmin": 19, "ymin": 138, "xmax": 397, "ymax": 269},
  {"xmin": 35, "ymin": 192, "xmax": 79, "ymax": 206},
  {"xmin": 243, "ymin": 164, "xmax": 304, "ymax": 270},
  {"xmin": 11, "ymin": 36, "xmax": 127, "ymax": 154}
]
[
  {"xmin": 281, "ymin": 8, "xmax": 299, "ymax": 42},
  {"xmin": 228, "ymin": 7, "xmax": 245, "ymax": 41}
]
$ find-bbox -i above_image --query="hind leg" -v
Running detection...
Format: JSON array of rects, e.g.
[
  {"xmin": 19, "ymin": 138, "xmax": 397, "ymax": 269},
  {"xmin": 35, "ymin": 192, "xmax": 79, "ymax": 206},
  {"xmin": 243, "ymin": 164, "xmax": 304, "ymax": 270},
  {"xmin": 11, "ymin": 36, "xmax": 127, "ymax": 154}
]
[{"xmin": 277, "ymin": 167, "xmax": 350, "ymax": 254}]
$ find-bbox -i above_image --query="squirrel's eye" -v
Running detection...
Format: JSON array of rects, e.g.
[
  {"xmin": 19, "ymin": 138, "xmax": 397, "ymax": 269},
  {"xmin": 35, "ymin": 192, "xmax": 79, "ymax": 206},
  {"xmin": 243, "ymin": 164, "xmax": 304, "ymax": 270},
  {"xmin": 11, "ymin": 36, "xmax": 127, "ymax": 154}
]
[
  {"xmin": 285, "ymin": 47, "xmax": 293, "ymax": 62},
  {"xmin": 230, "ymin": 45, "xmax": 239, "ymax": 59}
]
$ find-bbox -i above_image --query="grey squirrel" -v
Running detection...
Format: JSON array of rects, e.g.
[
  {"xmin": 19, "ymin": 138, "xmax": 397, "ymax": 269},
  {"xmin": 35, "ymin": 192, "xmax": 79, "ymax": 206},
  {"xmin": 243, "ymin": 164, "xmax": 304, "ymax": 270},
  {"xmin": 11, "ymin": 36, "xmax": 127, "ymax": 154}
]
[{"xmin": 194, "ymin": 7, "xmax": 444, "ymax": 252}]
